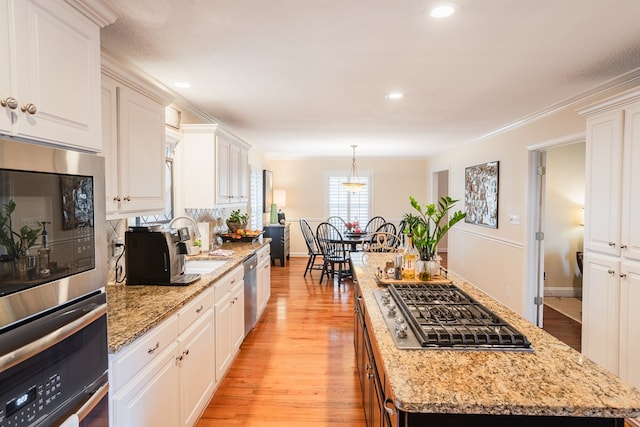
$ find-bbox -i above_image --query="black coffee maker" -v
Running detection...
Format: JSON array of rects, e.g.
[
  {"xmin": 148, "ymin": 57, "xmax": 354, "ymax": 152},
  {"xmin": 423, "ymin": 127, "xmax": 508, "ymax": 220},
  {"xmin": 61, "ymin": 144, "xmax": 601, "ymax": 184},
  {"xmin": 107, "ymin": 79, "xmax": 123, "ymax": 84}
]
[{"xmin": 125, "ymin": 226, "xmax": 191, "ymax": 285}]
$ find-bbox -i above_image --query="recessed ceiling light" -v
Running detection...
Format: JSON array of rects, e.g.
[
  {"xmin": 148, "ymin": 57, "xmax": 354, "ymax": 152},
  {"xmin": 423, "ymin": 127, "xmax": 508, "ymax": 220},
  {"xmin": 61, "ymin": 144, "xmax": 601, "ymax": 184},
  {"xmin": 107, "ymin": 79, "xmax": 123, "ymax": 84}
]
[
  {"xmin": 173, "ymin": 81, "xmax": 192, "ymax": 89},
  {"xmin": 386, "ymin": 92, "xmax": 404, "ymax": 100},
  {"xmin": 430, "ymin": 3, "xmax": 457, "ymax": 18}
]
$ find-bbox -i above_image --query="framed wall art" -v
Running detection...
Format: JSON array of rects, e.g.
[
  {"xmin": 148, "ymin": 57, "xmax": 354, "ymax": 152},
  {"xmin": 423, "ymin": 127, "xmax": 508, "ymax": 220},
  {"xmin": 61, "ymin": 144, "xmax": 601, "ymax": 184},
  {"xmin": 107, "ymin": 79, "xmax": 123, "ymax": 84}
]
[{"xmin": 464, "ymin": 161, "xmax": 499, "ymax": 228}]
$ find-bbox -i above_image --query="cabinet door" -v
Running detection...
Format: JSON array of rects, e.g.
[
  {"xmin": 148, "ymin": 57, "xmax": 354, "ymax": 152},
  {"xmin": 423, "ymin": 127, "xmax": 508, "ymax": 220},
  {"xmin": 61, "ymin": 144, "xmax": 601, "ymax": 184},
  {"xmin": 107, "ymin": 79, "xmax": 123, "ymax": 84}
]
[
  {"xmin": 0, "ymin": 0, "xmax": 13, "ymax": 134},
  {"xmin": 238, "ymin": 147, "xmax": 249, "ymax": 201},
  {"xmin": 257, "ymin": 256, "xmax": 271, "ymax": 317},
  {"xmin": 215, "ymin": 290, "xmax": 233, "ymax": 381},
  {"xmin": 216, "ymin": 136, "xmax": 231, "ymax": 203},
  {"xmin": 584, "ymin": 111, "xmax": 623, "ymax": 256},
  {"xmin": 619, "ymin": 259, "xmax": 640, "ymax": 389},
  {"xmin": 111, "ymin": 341, "xmax": 180, "ymax": 427},
  {"xmin": 581, "ymin": 253, "xmax": 620, "ymax": 374},
  {"xmin": 101, "ymin": 76, "xmax": 119, "ymax": 215},
  {"xmin": 13, "ymin": 0, "xmax": 101, "ymax": 151},
  {"xmin": 180, "ymin": 128, "xmax": 216, "ymax": 208},
  {"xmin": 117, "ymin": 85, "xmax": 165, "ymax": 214},
  {"xmin": 231, "ymin": 281, "xmax": 245, "ymax": 352},
  {"xmin": 621, "ymin": 102, "xmax": 640, "ymax": 262},
  {"xmin": 179, "ymin": 310, "xmax": 215, "ymax": 427}
]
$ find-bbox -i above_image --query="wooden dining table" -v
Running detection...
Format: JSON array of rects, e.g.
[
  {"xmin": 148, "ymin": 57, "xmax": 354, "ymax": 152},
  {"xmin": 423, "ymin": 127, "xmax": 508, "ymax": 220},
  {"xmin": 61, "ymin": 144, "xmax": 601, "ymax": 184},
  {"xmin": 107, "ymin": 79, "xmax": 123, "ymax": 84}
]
[{"xmin": 342, "ymin": 232, "xmax": 368, "ymax": 251}]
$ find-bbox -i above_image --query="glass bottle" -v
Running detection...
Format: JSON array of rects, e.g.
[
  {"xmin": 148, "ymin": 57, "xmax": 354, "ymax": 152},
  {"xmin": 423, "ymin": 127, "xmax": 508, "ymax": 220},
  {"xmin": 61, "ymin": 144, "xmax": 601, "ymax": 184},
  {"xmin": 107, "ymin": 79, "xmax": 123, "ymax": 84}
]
[{"xmin": 402, "ymin": 235, "xmax": 418, "ymax": 280}]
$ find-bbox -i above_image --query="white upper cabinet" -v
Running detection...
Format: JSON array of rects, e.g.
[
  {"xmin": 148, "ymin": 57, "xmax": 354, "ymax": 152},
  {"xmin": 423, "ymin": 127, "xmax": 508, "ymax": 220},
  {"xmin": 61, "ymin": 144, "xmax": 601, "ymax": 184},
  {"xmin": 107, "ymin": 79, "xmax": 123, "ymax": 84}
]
[
  {"xmin": 179, "ymin": 124, "xmax": 250, "ymax": 208},
  {"xmin": 582, "ymin": 90, "xmax": 640, "ymax": 261},
  {"xmin": 0, "ymin": 0, "xmax": 109, "ymax": 151},
  {"xmin": 101, "ymin": 52, "xmax": 173, "ymax": 218},
  {"xmin": 621, "ymin": 102, "xmax": 640, "ymax": 262}
]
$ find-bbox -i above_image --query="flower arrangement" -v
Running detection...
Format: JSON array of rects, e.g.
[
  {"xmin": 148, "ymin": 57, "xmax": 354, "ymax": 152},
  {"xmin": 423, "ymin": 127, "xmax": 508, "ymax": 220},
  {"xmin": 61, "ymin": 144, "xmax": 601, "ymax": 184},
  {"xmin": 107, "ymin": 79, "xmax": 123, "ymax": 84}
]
[{"xmin": 345, "ymin": 220, "xmax": 360, "ymax": 233}]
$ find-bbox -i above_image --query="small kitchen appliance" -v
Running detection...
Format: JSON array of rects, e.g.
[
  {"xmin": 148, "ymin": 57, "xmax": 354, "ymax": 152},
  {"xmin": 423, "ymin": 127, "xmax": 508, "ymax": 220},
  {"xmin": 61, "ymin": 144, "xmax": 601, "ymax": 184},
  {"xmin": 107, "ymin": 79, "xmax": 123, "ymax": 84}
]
[{"xmin": 125, "ymin": 226, "xmax": 199, "ymax": 285}]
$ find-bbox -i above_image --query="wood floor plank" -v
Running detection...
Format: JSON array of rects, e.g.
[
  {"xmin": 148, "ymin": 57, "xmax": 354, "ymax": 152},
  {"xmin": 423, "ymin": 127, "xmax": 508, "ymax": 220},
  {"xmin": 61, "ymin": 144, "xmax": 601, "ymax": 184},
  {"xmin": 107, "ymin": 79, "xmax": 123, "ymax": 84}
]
[{"xmin": 196, "ymin": 257, "xmax": 366, "ymax": 426}]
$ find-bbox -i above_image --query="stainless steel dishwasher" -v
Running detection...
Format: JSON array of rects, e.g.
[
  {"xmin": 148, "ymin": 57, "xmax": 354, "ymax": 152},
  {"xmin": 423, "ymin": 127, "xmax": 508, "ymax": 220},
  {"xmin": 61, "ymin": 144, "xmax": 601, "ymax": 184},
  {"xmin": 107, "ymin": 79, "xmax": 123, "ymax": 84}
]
[{"xmin": 243, "ymin": 253, "xmax": 258, "ymax": 336}]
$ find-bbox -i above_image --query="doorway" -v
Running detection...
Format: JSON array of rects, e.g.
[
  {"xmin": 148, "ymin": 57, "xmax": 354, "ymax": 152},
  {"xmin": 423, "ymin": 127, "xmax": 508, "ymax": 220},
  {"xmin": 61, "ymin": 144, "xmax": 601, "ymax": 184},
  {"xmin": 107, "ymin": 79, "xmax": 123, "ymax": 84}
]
[{"xmin": 527, "ymin": 133, "xmax": 585, "ymax": 328}]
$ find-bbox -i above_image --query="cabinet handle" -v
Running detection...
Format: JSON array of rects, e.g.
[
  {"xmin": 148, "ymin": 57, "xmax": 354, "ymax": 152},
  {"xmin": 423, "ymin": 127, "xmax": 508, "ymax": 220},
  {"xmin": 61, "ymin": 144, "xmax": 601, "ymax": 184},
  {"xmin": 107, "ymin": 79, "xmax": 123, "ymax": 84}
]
[
  {"xmin": 147, "ymin": 341, "xmax": 160, "ymax": 354},
  {"xmin": 21, "ymin": 103, "xmax": 37, "ymax": 114},
  {"xmin": 124, "ymin": 196, "xmax": 131, "ymax": 202},
  {"xmin": 176, "ymin": 354, "xmax": 183, "ymax": 362},
  {"xmin": 383, "ymin": 398, "xmax": 396, "ymax": 416},
  {"xmin": 620, "ymin": 273, "xmax": 627, "ymax": 279},
  {"xmin": 113, "ymin": 196, "xmax": 121, "ymax": 202},
  {"xmin": 196, "ymin": 305, "xmax": 203, "ymax": 313},
  {"xmin": 608, "ymin": 269, "xmax": 616, "ymax": 275},
  {"xmin": 1, "ymin": 97, "xmax": 17, "ymax": 109},
  {"xmin": 620, "ymin": 244, "xmax": 628, "ymax": 249},
  {"xmin": 609, "ymin": 242, "xmax": 616, "ymax": 247},
  {"xmin": 183, "ymin": 349, "xmax": 190, "ymax": 356},
  {"xmin": 367, "ymin": 373, "xmax": 373, "ymax": 379}
]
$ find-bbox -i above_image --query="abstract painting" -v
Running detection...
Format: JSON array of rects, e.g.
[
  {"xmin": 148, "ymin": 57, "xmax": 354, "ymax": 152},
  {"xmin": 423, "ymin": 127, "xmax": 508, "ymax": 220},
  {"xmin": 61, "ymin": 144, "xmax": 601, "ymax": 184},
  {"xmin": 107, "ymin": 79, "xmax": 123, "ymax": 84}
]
[{"xmin": 464, "ymin": 161, "xmax": 499, "ymax": 228}]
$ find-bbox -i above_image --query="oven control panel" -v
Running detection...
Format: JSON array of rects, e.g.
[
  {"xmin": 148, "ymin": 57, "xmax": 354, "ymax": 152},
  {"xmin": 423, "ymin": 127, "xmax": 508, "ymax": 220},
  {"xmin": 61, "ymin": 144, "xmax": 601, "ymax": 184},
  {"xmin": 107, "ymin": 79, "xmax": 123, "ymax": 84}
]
[{"xmin": 0, "ymin": 374, "xmax": 63, "ymax": 427}]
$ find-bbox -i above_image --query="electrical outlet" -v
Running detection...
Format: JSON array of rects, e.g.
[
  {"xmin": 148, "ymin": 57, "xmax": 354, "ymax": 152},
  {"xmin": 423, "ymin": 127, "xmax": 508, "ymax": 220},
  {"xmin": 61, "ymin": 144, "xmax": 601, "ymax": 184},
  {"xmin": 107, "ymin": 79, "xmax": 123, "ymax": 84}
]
[{"xmin": 112, "ymin": 238, "xmax": 125, "ymax": 257}]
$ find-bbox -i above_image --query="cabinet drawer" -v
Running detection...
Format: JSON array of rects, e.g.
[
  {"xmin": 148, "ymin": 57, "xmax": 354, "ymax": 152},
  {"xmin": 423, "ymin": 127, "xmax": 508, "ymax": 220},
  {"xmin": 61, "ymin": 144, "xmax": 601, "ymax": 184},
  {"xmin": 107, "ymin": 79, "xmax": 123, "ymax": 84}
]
[
  {"xmin": 178, "ymin": 286, "xmax": 214, "ymax": 334},
  {"xmin": 110, "ymin": 314, "xmax": 179, "ymax": 390},
  {"xmin": 214, "ymin": 265, "xmax": 244, "ymax": 302},
  {"xmin": 257, "ymin": 245, "xmax": 271, "ymax": 263}
]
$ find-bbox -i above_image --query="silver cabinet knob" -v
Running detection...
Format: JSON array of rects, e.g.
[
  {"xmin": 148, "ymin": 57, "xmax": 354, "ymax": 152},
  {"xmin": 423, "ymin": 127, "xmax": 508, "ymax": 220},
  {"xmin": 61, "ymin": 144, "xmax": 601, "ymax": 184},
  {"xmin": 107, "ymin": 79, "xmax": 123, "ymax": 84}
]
[
  {"xmin": 1, "ymin": 97, "xmax": 17, "ymax": 109},
  {"xmin": 21, "ymin": 103, "xmax": 37, "ymax": 114}
]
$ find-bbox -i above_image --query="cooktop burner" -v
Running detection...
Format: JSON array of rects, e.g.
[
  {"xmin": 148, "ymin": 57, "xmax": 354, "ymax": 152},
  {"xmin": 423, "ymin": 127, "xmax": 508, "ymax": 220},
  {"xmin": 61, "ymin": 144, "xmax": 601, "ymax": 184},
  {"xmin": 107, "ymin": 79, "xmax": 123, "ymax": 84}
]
[{"xmin": 374, "ymin": 284, "xmax": 534, "ymax": 351}]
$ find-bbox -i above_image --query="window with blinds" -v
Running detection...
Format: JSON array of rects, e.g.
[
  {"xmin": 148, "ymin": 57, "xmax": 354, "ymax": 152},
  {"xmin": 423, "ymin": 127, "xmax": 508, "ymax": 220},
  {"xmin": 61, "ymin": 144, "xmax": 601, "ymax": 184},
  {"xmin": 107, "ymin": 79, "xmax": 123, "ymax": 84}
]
[
  {"xmin": 249, "ymin": 166, "xmax": 263, "ymax": 230},
  {"xmin": 327, "ymin": 173, "xmax": 371, "ymax": 226}
]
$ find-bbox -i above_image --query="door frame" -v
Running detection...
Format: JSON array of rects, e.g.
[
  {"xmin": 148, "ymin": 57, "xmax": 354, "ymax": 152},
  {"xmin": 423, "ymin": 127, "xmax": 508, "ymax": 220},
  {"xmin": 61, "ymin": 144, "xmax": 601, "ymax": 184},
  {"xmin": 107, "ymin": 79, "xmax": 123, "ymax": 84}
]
[{"xmin": 526, "ymin": 132, "xmax": 585, "ymax": 326}]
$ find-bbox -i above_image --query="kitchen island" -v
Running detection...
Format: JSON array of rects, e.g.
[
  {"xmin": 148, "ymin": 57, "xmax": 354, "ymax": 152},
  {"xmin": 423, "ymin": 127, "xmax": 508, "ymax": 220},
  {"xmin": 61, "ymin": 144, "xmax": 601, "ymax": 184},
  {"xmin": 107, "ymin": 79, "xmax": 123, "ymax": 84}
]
[{"xmin": 351, "ymin": 253, "xmax": 640, "ymax": 426}]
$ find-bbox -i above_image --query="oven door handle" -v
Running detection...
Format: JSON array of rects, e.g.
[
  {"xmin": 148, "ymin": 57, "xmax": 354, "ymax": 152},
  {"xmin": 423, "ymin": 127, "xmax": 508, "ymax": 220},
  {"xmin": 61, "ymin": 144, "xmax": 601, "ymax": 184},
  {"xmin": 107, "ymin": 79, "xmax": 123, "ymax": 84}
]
[
  {"xmin": 0, "ymin": 302, "xmax": 107, "ymax": 374},
  {"xmin": 76, "ymin": 381, "xmax": 109, "ymax": 422}
]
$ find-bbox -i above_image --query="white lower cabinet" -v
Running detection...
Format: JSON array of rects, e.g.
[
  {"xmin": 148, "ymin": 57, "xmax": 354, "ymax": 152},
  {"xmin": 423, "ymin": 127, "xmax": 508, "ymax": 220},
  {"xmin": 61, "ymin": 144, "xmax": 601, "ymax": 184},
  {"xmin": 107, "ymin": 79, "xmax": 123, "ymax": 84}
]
[
  {"xmin": 179, "ymin": 309, "xmax": 215, "ymax": 427},
  {"xmin": 582, "ymin": 253, "xmax": 640, "ymax": 389},
  {"xmin": 215, "ymin": 265, "xmax": 244, "ymax": 381},
  {"xmin": 619, "ymin": 259, "xmax": 640, "ymax": 388},
  {"xmin": 257, "ymin": 244, "xmax": 271, "ymax": 318},
  {"xmin": 110, "ymin": 287, "xmax": 215, "ymax": 427}
]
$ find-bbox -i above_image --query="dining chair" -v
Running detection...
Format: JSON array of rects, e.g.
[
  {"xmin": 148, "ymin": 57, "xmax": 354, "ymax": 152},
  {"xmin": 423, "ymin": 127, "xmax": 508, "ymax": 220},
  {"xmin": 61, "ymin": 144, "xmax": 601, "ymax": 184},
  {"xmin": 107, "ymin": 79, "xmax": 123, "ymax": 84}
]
[
  {"xmin": 365, "ymin": 216, "xmax": 386, "ymax": 234},
  {"xmin": 361, "ymin": 232, "xmax": 399, "ymax": 253},
  {"xmin": 375, "ymin": 221, "xmax": 397, "ymax": 236},
  {"xmin": 326, "ymin": 216, "xmax": 348, "ymax": 235},
  {"xmin": 299, "ymin": 218, "xmax": 323, "ymax": 277},
  {"xmin": 396, "ymin": 219, "xmax": 408, "ymax": 247},
  {"xmin": 316, "ymin": 222, "xmax": 352, "ymax": 284}
]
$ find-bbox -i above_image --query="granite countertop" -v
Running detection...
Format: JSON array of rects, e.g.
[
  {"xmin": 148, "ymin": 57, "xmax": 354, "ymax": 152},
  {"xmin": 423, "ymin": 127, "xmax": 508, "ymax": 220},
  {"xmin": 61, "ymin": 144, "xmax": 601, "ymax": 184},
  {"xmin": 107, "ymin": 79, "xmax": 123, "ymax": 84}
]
[
  {"xmin": 106, "ymin": 240, "xmax": 268, "ymax": 353},
  {"xmin": 351, "ymin": 252, "xmax": 640, "ymax": 419}
]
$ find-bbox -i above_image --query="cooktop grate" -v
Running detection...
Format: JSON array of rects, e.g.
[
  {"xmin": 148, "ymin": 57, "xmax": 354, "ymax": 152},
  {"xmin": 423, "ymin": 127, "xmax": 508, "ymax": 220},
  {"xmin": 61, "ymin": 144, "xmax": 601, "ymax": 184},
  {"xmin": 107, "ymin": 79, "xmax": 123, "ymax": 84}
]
[{"xmin": 387, "ymin": 284, "xmax": 533, "ymax": 351}]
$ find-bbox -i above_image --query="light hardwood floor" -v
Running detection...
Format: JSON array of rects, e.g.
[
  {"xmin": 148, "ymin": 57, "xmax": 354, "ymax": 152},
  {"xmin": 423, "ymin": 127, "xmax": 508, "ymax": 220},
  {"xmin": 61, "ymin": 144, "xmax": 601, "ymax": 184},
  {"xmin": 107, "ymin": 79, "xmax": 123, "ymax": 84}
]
[{"xmin": 196, "ymin": 257, "xmax": 366, "ymax": 426}]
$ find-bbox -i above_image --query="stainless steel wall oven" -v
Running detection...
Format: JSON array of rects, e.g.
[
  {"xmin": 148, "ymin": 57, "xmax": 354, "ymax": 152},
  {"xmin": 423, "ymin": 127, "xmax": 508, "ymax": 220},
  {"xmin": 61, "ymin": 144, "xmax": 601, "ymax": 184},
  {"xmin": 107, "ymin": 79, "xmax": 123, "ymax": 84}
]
[{"xmin": 0, "ymin": 138, "xmax": 108, "ymax": 426}]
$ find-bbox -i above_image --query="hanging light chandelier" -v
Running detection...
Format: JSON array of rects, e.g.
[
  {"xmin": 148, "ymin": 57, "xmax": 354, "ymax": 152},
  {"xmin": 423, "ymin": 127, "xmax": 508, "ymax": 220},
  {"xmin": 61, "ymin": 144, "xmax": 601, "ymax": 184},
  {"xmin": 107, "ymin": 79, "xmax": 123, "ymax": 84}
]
[{"xmin": 342, "ymin": 145, "xmax": 366, "ymax": 193}]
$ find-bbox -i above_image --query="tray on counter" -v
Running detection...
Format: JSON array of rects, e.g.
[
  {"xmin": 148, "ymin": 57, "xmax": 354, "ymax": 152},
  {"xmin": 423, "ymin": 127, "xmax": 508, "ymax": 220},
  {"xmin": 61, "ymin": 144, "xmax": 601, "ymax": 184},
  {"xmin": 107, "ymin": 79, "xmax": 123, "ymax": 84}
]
[
  {"xmin": 219, "ymin": 232, "xmax": 263, "ymax": 242},
  {"xmin": 374, "ymin": 272, "xmax": 452, "ymax": 285}
]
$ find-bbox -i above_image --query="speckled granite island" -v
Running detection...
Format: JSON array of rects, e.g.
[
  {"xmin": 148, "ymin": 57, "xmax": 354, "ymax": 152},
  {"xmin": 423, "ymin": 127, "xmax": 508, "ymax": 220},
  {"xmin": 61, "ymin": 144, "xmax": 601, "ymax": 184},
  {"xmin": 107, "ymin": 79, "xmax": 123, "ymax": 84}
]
[
  {"xmin": 351, "ymin": 253, "xmax": 640, "ymax": 427},
  {"xmin": 106, "ymin": 240, "xmax": 266, "ymax": 353}
]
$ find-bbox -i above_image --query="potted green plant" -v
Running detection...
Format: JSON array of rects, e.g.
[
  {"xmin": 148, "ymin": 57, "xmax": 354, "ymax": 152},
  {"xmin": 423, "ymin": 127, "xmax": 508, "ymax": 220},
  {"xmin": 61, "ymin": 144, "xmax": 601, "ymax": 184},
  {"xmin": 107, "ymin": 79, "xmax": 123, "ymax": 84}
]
[
  {"xmin": 404, "ymin": 196, "xmax": 466, "ymax": 261},
  {"xmin": 226, "ymin": 209, "xmax": 249, "ymax": 233},
  {"xmin": 0, "ymin": 200, "xmax": 42, "ymax": 258}
]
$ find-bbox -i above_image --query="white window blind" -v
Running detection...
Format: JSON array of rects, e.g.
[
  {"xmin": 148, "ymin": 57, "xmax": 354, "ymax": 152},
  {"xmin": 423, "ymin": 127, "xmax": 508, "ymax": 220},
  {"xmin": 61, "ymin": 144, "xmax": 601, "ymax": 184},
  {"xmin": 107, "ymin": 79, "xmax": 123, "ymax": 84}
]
[
  {"xmin": 327, "ymin": 173, "xmax": 370, "ymax": 226},
  {"xmin": 249, "ymin": 166, "xmax": 263, "ymax": 230}
]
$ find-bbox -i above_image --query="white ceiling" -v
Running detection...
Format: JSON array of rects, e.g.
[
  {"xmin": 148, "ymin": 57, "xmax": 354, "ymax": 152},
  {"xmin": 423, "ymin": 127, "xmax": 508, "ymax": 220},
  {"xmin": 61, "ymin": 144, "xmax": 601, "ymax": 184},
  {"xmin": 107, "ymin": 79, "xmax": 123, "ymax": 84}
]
[{"xmin": 100, "ymin": 0, "xmax": 640, "ymax": 159}]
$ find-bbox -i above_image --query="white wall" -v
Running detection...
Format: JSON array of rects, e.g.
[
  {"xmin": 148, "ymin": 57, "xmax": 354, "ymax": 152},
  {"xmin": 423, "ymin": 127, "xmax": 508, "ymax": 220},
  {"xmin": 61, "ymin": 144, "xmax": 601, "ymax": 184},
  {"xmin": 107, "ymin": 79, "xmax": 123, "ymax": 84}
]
[{"xmin": 269, "ymin": 157, "xmax": 428, "ymax": 257}]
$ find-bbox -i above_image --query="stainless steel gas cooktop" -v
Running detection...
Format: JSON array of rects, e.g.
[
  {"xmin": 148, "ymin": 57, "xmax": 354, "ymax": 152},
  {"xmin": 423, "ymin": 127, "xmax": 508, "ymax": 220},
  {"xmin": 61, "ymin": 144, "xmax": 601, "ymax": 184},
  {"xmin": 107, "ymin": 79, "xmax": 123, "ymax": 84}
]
[{"xmin": 373, "ymin": 283, "xmax": 534, "ymax": 352}]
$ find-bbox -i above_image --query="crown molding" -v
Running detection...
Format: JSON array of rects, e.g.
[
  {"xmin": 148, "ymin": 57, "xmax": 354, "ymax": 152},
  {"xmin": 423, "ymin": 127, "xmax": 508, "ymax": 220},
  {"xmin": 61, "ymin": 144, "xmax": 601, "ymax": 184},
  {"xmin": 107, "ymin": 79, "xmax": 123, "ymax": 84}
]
[{"xmin": 65, "ymin": 0, "xmax": 119, "ymax": 27}]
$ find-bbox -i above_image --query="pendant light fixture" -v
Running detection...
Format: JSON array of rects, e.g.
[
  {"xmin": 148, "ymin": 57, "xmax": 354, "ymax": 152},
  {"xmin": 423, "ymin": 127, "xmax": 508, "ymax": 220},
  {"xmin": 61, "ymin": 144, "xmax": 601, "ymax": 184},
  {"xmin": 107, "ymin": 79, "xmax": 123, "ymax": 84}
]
[{"xmin": 342, "ymin": 145, "xmax": 366, "ymax": 193}]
